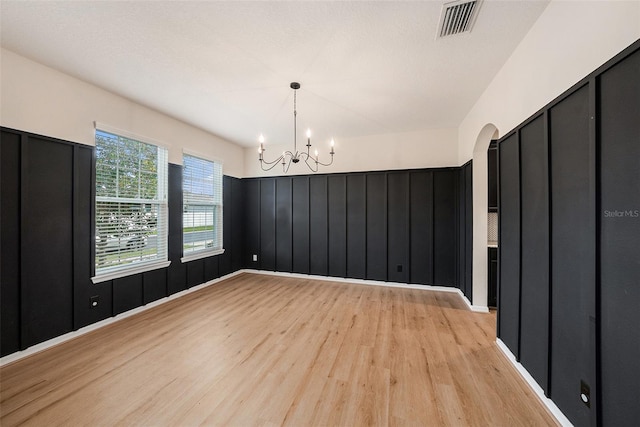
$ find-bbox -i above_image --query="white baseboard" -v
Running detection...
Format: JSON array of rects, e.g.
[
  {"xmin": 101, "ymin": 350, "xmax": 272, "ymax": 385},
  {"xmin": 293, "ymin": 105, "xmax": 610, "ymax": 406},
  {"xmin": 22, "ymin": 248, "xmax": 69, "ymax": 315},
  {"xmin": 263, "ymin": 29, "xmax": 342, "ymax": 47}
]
[
  {"xmin": 0, "ymin": 270, "xmax": 244, "ymax": 367},
  {"xmin": 495, "ymin": 338, "xmax": 573, "ymax": 427},
  {"xmin": 242, "ymin": 269, "xmax": 489, "ymax": 313}
]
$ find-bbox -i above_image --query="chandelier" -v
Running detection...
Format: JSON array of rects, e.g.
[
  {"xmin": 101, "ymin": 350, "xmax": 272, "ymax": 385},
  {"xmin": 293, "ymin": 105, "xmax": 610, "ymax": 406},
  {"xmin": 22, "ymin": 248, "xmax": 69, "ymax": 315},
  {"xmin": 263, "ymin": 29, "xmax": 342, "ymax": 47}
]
[{"xmin": 258, "ymin": 82, "xmax": 335, "ymax": 173}]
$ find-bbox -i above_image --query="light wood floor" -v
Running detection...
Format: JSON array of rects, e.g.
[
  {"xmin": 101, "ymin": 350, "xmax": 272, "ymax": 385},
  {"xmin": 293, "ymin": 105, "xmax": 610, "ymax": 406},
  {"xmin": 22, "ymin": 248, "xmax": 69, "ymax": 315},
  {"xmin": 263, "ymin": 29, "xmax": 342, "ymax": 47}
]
[{"xmin": 0, "ymin": 273, "xmax": 557, "ymax": 426}]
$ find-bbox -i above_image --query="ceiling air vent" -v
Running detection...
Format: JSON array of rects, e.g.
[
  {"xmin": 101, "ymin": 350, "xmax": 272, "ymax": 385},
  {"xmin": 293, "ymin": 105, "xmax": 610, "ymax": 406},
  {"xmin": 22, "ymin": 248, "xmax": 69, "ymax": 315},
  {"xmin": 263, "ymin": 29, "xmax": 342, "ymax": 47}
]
[{"xmin": 437, "ymin": 0, "xmax": 482, "ymax": 38}]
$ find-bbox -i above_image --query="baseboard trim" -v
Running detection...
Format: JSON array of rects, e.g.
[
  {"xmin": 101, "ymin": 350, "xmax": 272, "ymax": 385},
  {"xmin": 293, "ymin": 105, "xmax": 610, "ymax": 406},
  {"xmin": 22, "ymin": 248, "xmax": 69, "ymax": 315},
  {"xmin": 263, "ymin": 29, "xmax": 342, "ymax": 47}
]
[
  {"xmin": 496, "ymin": 338, "xmax": 573, "ymax": 427},
  {"xmin": 0, "ymin": 270, "xmax": 244, "ymax": 367},
  {"xmin": 242, "ymin": 269, "xmax": 489, "ymax": 312}
]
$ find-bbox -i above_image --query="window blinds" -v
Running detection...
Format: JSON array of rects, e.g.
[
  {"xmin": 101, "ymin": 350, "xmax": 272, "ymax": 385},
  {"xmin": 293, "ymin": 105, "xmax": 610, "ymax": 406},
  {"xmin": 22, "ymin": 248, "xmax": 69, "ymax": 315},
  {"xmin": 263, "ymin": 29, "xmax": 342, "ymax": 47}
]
[
  {"xmin": 183, "ymin": 154, "xmax": 223, "ymax": 256},
  {"xmin": 95, "ymin": 129, "xmax": 168, "ymax": 275}
]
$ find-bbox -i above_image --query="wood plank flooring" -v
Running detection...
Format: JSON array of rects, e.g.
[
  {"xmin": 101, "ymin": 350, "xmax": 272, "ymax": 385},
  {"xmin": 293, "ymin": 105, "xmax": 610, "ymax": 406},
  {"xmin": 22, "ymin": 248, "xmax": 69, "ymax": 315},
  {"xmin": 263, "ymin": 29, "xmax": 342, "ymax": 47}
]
[{"xmin": 0, "ymin": 273, "xmax": 557, "ymax": 426}]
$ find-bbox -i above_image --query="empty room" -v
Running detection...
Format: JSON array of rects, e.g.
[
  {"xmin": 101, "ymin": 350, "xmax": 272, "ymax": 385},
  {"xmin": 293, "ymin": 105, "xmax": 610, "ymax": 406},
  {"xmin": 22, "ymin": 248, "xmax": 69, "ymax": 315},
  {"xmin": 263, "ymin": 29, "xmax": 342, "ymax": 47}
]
[{"xmin": 1, "ymin": 1, "xmax": 638, "ymax": 426}]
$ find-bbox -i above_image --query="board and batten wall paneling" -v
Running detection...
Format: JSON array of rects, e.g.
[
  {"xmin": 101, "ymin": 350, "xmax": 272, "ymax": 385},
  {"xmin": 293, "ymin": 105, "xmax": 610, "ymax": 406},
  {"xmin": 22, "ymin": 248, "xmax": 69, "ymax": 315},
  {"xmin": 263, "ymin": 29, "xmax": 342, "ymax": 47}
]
[
  {"xmin": 409, "ymin": 171, "xmax": 434, "ymax": 285},
  {"xmin": 309, "ymin": 176, "xmax": 329, "ymax": 276},
  {"xmin": 260, "ymin": 179, "xmax": 276, "ymax": 271},
  {"xmin": 1, "ymin": 130, "xmax": 23, "ymax": 356},
  {"xmin": 346, "ymin": 174, "xmax": 366, "ymax": 279},
  {"xmin": 276, "ymin": 177, "xmax": 293, "ymax": 273},
  {"xmin": 243, "ymin": 179, "xmax": 261, "ymax": 269},
  {"xmin": 366, "ymin": 173, "xmax": 387, "ymax": 281},
  {"xmin": 599, "ymin": 48, "xmax": 640, "ymax": 427},
  {"xmin": 549, "ymin": 83, "xmax": 593, "ymax": 426},
  {"xmin": 518, "ymin": 115, "xmax": 550, "ymax": 393},
  {"xmin": 387, "ymin": 172, "xmax": 410, "ymax": 283},
  {"xmin": 292, "ymin": 177, "xmax": 310, "ymax": 274},
  {"xmin": 219, "ymin": 175, "xmax": 233, "ymax": 276},
  {"xmin": 0, "ymin": 127, "xmax": 245, "ymax": 358},
  {"xmin": 433, "ymin": 169, "xmax": 457, "ymax": 287},
  {"xmin": 231, "ymin": 177, "xmax": 244, "ymax": 273},
  {"xmin": 328, "ymin": 175, "xmax": 347, "ymax": 278},
  {"xmin": 21, "ymin": 137, "xmax": 75, "ymax": 347},
  {"xmin": 73, "ymin": 144, "xmax": 112, "ymax": 328},
  {"xmin": 498, "ymin": 133, "xmax": 521, "ymax": 359}
]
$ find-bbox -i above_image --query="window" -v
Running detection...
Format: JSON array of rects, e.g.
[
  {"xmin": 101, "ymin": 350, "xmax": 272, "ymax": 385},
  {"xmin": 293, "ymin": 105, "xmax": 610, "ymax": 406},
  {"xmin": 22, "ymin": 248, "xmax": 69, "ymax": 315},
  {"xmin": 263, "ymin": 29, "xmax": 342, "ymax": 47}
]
[
  {"xmin": 182, "ymin": 153, "xmax": 223, "ymax": 261},
  {"xmin": 93, "ymin": 127, "xmax": 169, "ymax": 282}
]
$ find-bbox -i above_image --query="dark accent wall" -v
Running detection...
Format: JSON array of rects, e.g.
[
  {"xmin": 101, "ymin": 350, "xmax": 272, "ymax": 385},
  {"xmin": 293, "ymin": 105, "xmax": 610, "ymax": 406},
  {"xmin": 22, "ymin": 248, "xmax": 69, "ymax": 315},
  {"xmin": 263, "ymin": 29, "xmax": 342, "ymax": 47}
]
[
  {"xmin": 497, "ymin": 40, "xmax": 640, "ymax": 427},
  {"xmin": 0, "ymin": 128, "xmax": 243, "ymax": 357},
  {"xmin": 242, "ymin": 167, "xmax": 472, "ymax": 295},
  {"xmin": 599, "ymin": 46, "xmax": 640, "ymax": 427}
]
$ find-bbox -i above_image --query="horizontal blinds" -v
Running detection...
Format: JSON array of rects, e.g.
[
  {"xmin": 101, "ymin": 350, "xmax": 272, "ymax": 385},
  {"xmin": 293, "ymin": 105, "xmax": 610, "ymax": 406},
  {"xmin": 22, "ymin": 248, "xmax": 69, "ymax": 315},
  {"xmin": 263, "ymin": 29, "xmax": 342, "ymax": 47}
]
[
  {"xmin": 95, "ymin": 129, "xmax": 168, "ymax": 275},
  {"xmin": 183, "ymin": 154, "xmax": 223, "ymax": 254}
]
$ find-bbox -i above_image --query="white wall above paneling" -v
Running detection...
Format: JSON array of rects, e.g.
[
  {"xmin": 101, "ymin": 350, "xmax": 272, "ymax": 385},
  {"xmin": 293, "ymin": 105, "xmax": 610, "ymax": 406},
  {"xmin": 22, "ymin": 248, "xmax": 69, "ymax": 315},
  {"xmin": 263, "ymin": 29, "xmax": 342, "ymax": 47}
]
[
  {"xmin": 244, "ymin": 127, "xmax": 459, "ymax": 177},
  {"xmin": 0, "ymin": 49, "xmax": 245, "ymax": 177}
]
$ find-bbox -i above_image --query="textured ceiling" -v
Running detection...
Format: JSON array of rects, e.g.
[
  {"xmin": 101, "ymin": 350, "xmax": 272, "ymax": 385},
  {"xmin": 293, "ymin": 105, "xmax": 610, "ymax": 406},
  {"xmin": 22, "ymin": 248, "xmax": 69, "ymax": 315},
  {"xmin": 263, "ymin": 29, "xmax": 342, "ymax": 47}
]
[{"xmin": 0, "ymin": 1, "xmax": 549, "ymax": 148}]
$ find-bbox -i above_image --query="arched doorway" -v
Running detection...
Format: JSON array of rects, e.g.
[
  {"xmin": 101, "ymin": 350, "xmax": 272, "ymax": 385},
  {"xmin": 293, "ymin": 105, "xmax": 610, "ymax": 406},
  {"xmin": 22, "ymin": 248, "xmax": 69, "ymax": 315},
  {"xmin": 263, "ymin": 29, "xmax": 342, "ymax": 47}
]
[{"xmin": 471, "ymin": 124, "xmax": 499, "ymax": 309}]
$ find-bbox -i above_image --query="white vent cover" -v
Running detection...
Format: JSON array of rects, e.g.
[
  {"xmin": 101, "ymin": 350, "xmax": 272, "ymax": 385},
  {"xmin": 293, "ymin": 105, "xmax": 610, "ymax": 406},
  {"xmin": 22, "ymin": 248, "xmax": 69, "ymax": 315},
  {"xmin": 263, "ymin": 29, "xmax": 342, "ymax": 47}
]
[{"xmin": 437, "ymin": 0, "xmax": 482, "ymax": 38}]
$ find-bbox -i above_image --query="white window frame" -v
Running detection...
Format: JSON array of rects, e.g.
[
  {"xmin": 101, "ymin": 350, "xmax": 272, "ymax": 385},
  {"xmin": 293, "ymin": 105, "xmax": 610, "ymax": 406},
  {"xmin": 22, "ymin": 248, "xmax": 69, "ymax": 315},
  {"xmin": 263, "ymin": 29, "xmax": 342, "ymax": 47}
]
[
  {"xmin": 181, "ymin": 150, "xmax": 224, "ymax": 263},
  {"xmin": 92, "ymin": 123, "xmax": 170, "ymax": 284}
]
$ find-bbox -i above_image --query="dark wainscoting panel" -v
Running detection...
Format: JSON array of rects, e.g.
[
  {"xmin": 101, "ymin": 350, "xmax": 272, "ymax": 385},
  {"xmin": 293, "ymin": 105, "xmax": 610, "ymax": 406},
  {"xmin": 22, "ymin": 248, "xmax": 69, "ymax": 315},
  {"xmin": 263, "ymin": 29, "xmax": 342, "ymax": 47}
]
[
  {"xmin": 231, "ymin": 178, "xmax": 244, "ymax": 273},
  {"xmin": 498, "ymin": 133, "xmax": 521, "ymax": 358},
  {"xmin": 433, "ymin": 169, "xmax": 457, "ymax": 287},
  {"xmin": 1, "ymin": 130, "xmax": 22, "ymax": 355},
  {"xmin": 599, "ymin": 48, "xmax": 640, "ymax": 426},
  {"xmin": 497, "ymin": 40, "xmax": 640, "ymax": 427},
  {"xmin": 260, "ymin": 179, "xmax": 276, "ymax": 271},
  {"xmin": 276, "ymin": 177, "xmax": 293, "ymax": 272},
  {"xmin": 242, "ymin": 168, "xmax": 466, "ymax": 290},
  {"xmin": 113, "ymin": 274, "xmax": 143, "ymax": 316},
  {"xmin": 518, "ymin": 115, "xmax": 549, "ymax": 393},
  {"xmin": 143, "ymin": 268, "xmax": 167, "ymax": 305},
  {"xmin": 366, "ymin": 173, "xmax": 387, "ymax": 281},
  {"xmin": 387, "ymin": 172, "xmax": 410, "ymax": 283},
  {"xmin": 243, "ymin": 179, "xmax": 261, "ymax": 269},
  {"xmin": 292, "ymin": 177, "xmax": 310, "ymax": 274},
  {"xmin": 410, "ymin": 171, "xmax": 434, "ymax": 285},
  {"xmin": 187, "ymin": 259, "xmax": 205, "ymax": 288},
  {"xmin": 21, "ymin": 137, "xmax": 75, "ymax": 348},
  {"xmin": 549, "ymin": 84, "xmax": 593, "ymax": 425},
  {"xmin": 328, "ymin": 174, "xmax": 347, "ymax": 278},
  {"xmin": 346, "ymin": 174, "xmax": 366, "ymax": 279},
  {"xmin": 309, "ymin": 176, "xmax": 329, "ymax": 276}
]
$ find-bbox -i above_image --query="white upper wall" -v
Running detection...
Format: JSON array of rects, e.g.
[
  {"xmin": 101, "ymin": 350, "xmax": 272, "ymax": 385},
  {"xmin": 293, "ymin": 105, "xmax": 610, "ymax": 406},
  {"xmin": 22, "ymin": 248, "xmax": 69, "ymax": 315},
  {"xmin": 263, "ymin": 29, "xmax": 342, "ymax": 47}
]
[
  {"xmin": 0, "ymin": 48, "xmax": 245, "ymax": 177},
  {"xmin": 243, "ymin": 127, "xmax": 459, "ymax": 177},
  {"xmin": 458, "ymin": 0, "xmax": 640, "ymax": 162}
]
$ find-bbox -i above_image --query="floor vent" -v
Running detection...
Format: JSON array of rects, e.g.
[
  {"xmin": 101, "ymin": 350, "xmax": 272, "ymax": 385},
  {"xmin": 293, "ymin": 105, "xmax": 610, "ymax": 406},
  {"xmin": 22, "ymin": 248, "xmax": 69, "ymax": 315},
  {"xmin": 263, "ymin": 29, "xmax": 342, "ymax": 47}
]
[{"xmin": 437, "ymin": 0, "xmax": 482, "ymax": 38}]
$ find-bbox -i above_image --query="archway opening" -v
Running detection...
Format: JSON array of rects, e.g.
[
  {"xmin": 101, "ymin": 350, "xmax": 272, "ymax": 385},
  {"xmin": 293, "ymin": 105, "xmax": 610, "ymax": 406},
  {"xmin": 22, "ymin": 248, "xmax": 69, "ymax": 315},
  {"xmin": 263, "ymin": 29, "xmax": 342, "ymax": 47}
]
[{"xmin": 471, "ymin": 124, "xmax": 499, "ymax": 309}]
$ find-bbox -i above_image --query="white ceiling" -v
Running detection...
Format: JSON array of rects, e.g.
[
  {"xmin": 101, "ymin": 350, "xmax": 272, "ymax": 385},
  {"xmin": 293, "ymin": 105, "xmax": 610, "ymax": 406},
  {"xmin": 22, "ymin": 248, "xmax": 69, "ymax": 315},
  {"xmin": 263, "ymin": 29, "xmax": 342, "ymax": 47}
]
[{"xmin": 0, "ymin": 1, "xmax": 549, "ymax": 148}]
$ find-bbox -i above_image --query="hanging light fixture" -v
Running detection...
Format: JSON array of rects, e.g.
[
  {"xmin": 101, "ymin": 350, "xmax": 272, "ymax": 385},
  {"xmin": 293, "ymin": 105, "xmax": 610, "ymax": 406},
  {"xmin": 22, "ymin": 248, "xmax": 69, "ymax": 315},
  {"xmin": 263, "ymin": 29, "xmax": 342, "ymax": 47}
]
[{"xmin": 258, "ymin": 82, "xmax": 335, "ymax": 173}]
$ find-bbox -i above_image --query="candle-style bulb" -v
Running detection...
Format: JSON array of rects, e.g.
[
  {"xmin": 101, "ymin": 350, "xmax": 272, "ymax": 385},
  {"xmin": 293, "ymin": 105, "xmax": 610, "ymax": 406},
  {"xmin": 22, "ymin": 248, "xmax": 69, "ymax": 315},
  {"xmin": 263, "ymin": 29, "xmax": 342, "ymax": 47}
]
[
  {"xmin": 259, "ymin": 134, "xmax": 265, "ymax": 143},
  {"xmin": 330, "ymin": 138, "xmax": 335, "ymax": 147},
  {"xmin": 306, "ymin": 129, "xmax": 311, "ymax": 138}
]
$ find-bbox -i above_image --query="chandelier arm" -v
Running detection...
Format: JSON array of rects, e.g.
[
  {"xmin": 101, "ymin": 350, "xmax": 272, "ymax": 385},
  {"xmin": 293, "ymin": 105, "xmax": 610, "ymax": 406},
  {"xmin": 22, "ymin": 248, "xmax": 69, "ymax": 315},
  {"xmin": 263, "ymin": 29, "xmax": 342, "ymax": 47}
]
[
  {"xmin": 301, "ymin": 153, "xmax": 319, "ymax": 173},
  {"xmin": 260, "ymin": 156, "xmax": 285, "ymax": 171},
  {"xmin": 315, "ymin": 155, "xmax": 335, "ymax": 167},
  {"xmin": 261, "ymin": 157, "xmax": 283, "ymax": 165}
]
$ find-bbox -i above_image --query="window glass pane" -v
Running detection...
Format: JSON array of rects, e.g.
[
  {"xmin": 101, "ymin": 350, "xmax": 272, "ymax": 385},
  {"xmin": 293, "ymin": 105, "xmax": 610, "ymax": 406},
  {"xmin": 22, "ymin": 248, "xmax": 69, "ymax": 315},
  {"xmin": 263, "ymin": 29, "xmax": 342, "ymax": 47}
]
[
  {"xmin": 183, "ymin": 154, "xmax": 223, "ymax": 255},
  {"xmin": 95, "ymin": 129, "xmax": 168, "ymax": 275}
]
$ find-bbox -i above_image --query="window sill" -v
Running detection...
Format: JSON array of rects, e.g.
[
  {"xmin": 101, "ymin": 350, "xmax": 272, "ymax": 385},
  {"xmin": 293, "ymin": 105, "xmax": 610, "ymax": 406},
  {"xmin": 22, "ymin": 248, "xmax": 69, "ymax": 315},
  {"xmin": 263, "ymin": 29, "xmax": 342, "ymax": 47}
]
[
  {"xmin": 92, "ymin": 260, "xmax": 171, "ymax": 284},
  {"xmin": 181, "ymin": 248, "xmax": 225, "ymax": 263}
]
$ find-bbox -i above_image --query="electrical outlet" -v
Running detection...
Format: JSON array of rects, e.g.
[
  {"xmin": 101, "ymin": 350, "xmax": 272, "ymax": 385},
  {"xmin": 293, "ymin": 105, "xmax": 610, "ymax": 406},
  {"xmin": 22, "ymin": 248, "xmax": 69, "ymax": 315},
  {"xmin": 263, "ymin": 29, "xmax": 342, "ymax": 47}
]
[
  {"xmin": 253, "ymin": 254, "xmax": 258, "ymax": 262},
  {"xmin": 397, "ymin": 264, "xmax": 403, "ymax": 273},
  {"xmin": 90, "ymin": 295, "xmax": 100, "ymax": 309}
]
